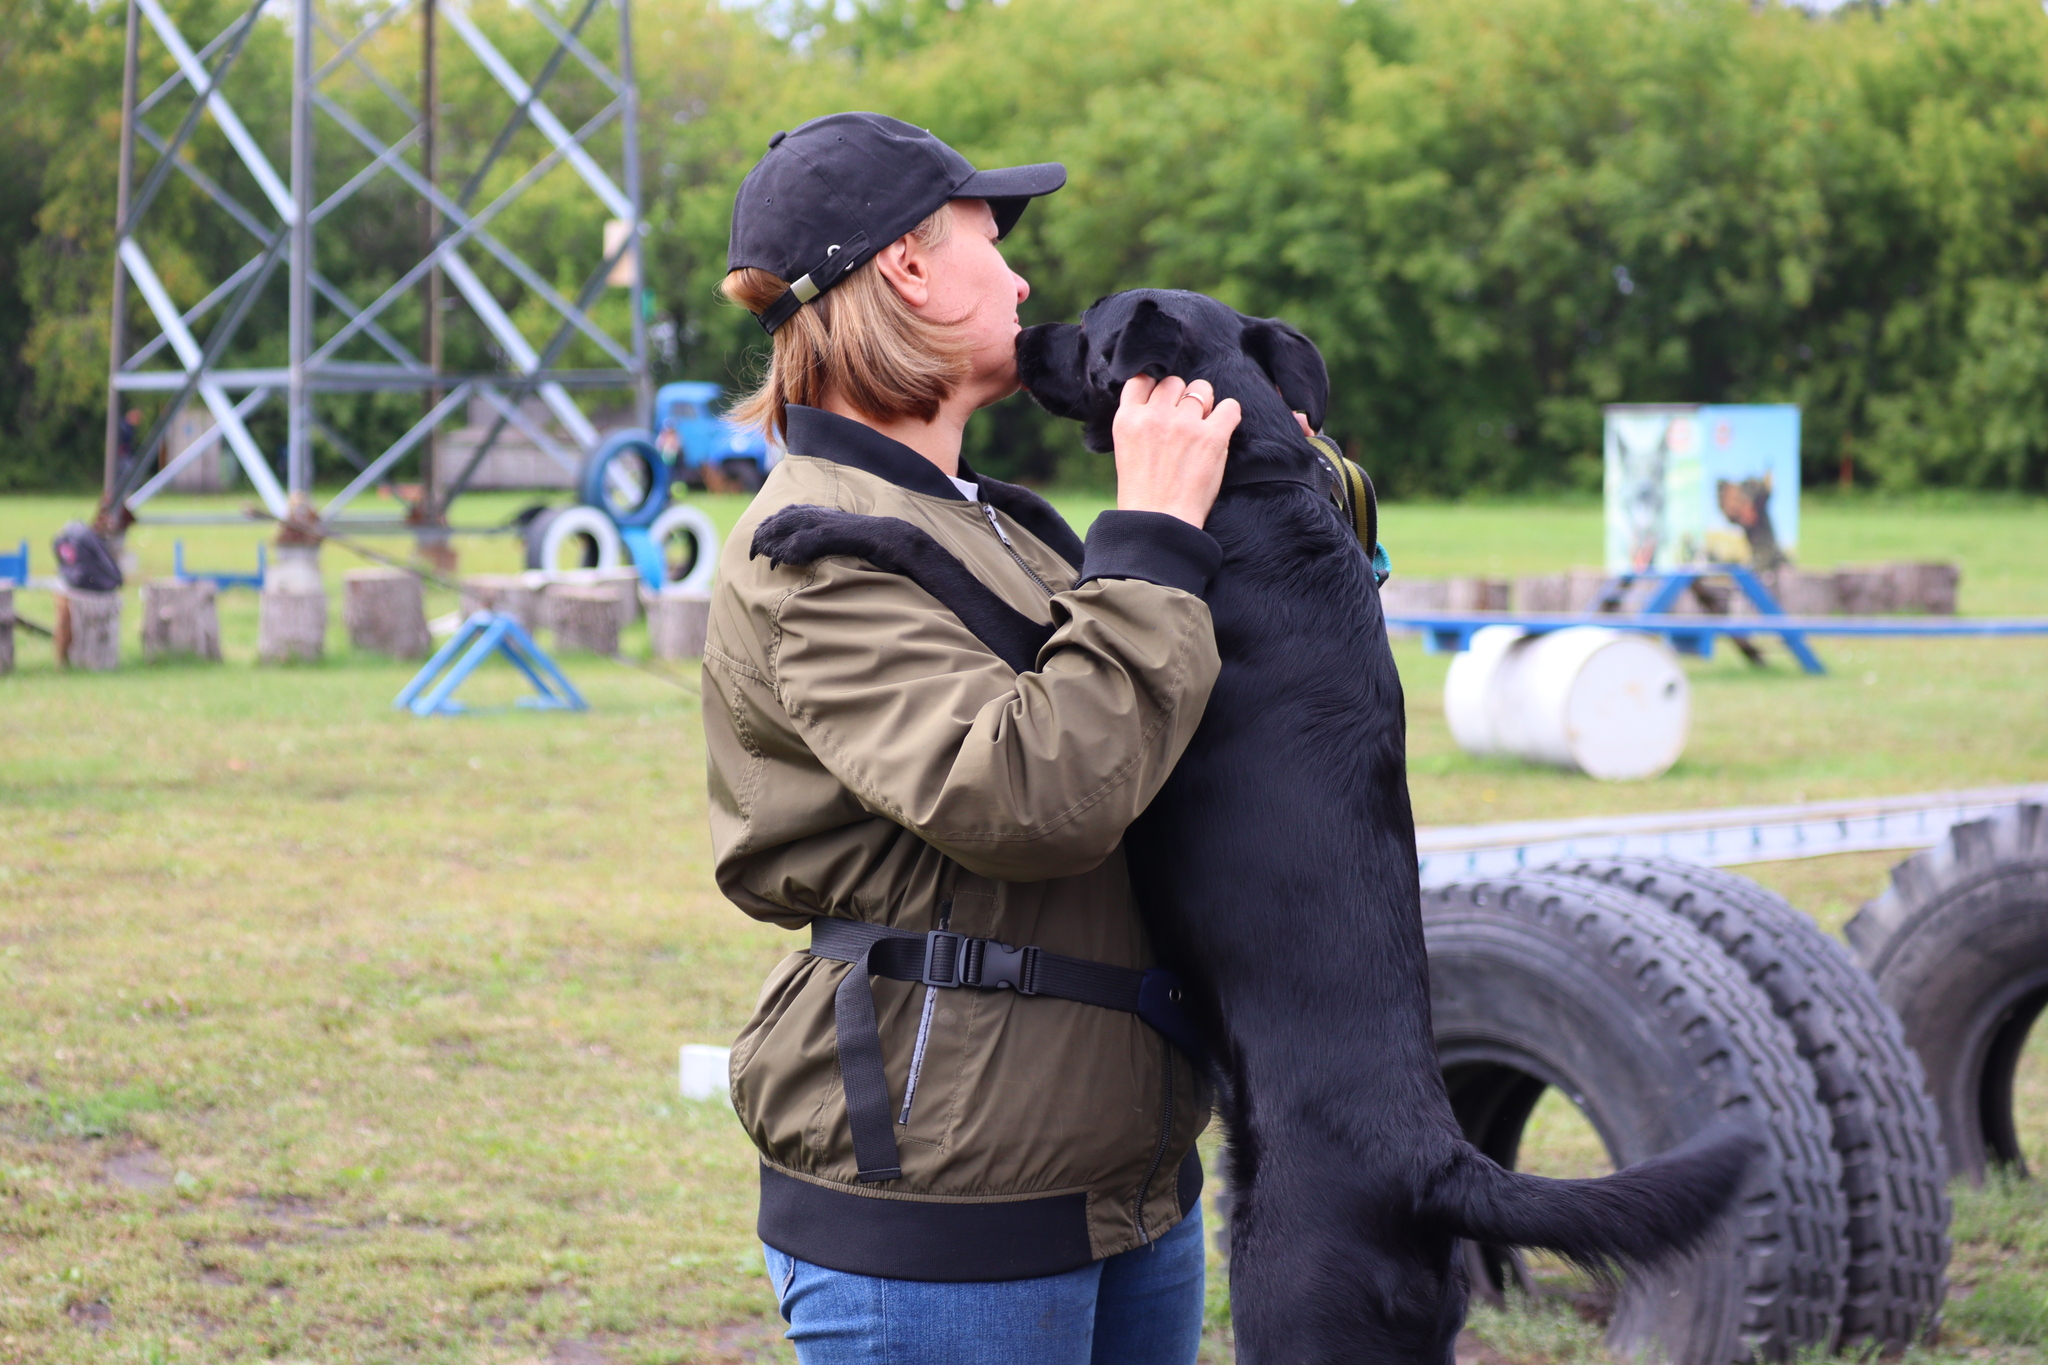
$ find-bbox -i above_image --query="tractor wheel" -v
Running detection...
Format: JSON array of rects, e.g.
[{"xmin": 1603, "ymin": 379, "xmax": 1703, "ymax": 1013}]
[
  {"xmin": 1551, "ymin": 858, "xmax": 1950, "ymax": 1350},
  {"xmin": 1846, "ymin": 804, "xmax": 2048, "ymax": 1186},
  {"xmin": 1425, "ymin": 873, "xmax": 1845, "ymax": 1364}
]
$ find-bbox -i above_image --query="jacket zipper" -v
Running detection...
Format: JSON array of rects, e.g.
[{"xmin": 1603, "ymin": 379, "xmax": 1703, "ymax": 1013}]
[
  {"xmin": 898, "ymin": 899, "xmax": 950, "ymax": 1126},
  {"xmin": 981, "ymin": 503, "xmax": 1056, "ymax": 598},
  {"xmin": 1133, "ymin": 1047, "xmax": 1175, "ymax": 1243}
]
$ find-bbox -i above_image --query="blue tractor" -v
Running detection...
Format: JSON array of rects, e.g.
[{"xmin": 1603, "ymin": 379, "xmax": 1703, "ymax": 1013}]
[{"xmin": 652, "ymin": 381, "xmax": 776, "ymax": 492}]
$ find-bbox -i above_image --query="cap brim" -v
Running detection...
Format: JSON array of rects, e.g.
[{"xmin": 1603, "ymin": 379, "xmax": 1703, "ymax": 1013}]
[{"xmin": 955, "ymin": 162, "xmax": 1067, "ymax": 237}]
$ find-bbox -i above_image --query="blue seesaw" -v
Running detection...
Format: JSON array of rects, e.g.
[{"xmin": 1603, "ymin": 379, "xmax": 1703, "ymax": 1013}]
[
  {"xmin": 0, "ymin": 540, "xmax": 26, "ymax": 585},
  {"xmin": 393, "ymin": 611, "xmax": 587, "ymax": 717}
]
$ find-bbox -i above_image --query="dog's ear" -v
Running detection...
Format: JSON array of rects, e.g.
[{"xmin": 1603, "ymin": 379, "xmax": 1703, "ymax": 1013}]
[
  {"xmin": 1106, "ymin": 298, "xmax": 1189, "ymax": 383},
  {"xmin": 1017, "ymin": 323, "xmax": 1091, "ymax": 419},
  {"xmin": 1242, "ymin": 318, "xmax": 1329, "ymax": 432}
]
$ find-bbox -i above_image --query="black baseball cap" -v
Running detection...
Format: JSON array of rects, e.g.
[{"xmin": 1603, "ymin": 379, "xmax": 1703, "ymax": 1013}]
[{"xmin": 728, "ymin": 112, "xmax": 1066, "ymax": 335}]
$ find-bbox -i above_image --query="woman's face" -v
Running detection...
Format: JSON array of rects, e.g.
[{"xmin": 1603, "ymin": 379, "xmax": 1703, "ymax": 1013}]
[{"xmin": 918, "ymin": 199, "xmax": 1031, "ymax": 409}]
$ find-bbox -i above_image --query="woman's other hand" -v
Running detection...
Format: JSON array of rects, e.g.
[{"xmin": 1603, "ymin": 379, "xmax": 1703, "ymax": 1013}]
[{"xmin": 1111, "ymin": 376, "xmax": 1239, "ymax": 528}]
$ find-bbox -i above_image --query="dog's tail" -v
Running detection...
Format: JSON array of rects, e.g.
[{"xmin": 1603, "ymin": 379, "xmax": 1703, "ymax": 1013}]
[{"xmin": 1418, "ymin": 1127, "xmax": 1760, "ymax": 1272}]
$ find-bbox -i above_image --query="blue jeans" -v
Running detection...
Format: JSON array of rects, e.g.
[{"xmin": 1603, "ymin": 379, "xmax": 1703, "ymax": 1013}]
[{"xmin": 762, "ymin": 1203, "xmax": 1206, "ymax": 1365}]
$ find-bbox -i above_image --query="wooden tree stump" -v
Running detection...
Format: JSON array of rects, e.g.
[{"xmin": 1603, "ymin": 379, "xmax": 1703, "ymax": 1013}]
[
  {"xmin": 596, "ymin": 568, "xmax": 644, "ymax": 631},
  {"xmin": 1832, "ymin": 568, "xmax": 1896, "ymax": 615},
  {"xmin": 141, "ymin": 579, "xmax": 221, "ymax": 662},
  {"xmin": 548, "ymin": 584, "xmax": 621, "ymax": 655},
  {"xmin": 1446, "ymin": 577, "xmax": 1509, "ymax": 611},
  {"xmin": 1565, "ymin": 568, "xmax": 1610, "ymax": 611},
  {"xmin": 1890, "ymin": 561, "xmax": 1959, "ymax": 615},
  {"xmin": 343, "ymin": 568, "xmax": 430, "ymax": 658},
  {"xmin": 459, "ymin": 573, "xmax": 541, "ymax": 632},
  {"xmin": 0, "ymin": 587, "xmax": 13, "ymax": 675},
  {"xmin": 647, "ymin": 590, "xmax": 711, "ymax": 659},
  {"xmin": 56, "ymin": 588, "xmax": 121, "ymax": 670},
  {"xmin": 259, "ymin": 588, "xmax": 327, "ymax": 662},
  {"xmin": 1513, "ymin": 575, "xmax": 1570, "ymax": 612},
  {"xmin": 1764, "ymin": 569, "xmax": 1838, "ymax": 616},
  {"xmin": 554, "ymin": 567, "xmax": 643, "ymax": 631}
]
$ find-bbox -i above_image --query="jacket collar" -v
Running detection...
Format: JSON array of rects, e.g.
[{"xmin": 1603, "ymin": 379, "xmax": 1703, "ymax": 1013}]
[{"xmin": 784, "ymin": 405, "xmax": 968, "ymax": 502}]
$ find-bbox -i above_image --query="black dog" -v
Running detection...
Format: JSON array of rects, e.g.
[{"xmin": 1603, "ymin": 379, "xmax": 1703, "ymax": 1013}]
[{"xmin": 753, "ymin": 290, "xmax": 1756, "ymax": 1364}]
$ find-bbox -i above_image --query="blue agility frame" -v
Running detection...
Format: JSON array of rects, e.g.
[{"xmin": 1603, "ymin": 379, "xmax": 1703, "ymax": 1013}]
[
  {"xmin": 0, "ymin": 540, "xmax": 25, "ymax": 585},
  {"xmin": 174, "ymin": 541, "xmax": 268, "ymax": 590},
  {"xmin": 393, "ymin": 611, "xmax": 588, "ymax": 716}
]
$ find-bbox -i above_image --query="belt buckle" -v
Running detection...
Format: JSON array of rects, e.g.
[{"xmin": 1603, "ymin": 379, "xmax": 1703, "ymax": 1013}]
[
  {"xmin": 974, "ymin": 941, "xmax": 1039, "ymax": 995},
  {"xmin": 921, "ymin": 930, "xmax": 964, "ymax": 988}
]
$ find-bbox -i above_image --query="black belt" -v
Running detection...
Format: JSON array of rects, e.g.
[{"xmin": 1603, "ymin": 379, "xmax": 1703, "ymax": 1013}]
[{"xmin": 808, "ymin": 917, "xmax": 1205, "ymax": 1184}]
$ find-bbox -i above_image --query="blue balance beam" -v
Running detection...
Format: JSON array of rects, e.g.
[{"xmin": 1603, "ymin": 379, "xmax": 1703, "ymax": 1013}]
[{"xmin": 1385, "ymin": 610, "xmax": 2048, "ymax": 676}]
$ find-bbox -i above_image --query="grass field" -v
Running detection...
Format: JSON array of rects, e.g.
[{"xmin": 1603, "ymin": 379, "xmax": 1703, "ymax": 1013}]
[{"xmin": 2, "ymin": 488, "xmax": 2045, "ymax": 1364}]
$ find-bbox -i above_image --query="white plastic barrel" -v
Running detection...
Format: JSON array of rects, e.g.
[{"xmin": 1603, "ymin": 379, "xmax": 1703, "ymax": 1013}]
[{"xmin": 1443, "ymin": 625, "xmax": 1690, "ymax": 781}]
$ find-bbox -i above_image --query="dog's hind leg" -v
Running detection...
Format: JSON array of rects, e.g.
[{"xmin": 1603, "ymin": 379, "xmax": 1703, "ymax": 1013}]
[
  {"xmin": 1224, "ymin": 1154, "xmax": 1461, "ymax": 1365},
  {"xmin": 750, "ymin": 504, "xmax": 1057, "ymax": 673}
]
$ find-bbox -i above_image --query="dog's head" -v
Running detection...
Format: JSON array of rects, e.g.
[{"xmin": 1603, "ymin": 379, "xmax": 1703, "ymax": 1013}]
[
  {"xmin": 1716, "ymin": 474, "xmax": 1773, "ymax": 530},
  {"xmin": 1016, "ymin": 290, "xmax": 1330, "ymax": 486}
]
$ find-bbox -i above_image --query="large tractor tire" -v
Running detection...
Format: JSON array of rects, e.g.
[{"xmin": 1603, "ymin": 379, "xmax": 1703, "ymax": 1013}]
[
  {"xmin": 1425, "ymin": 874, "xmax": 1845, "ymax": 1365},
  {"xmin": 1846, "ymin": 803, "xmax": 2048, "ymax": 1186},
  {"xmin": 1552, "ymin": 858, "xmax": 1950, "ymax": 1351}
]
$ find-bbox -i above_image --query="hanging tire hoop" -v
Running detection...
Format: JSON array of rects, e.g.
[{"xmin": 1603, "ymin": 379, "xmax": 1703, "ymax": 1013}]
[
  {"xmin": 1847, "ymin": 803, "xmax": 2048, "ymax": 1185},
  {"xmin": 645, "ymin": 504, "xmax": 721, "ymax": 595},
  {"xmin": 1549, "ymin": 858, "xmax": 1951, "ymax": 1351},
  {"xmin": 1424, "ymin": 873, "xmax": 1845, "ymax": 1365},
  {"xmin": 524, "ymin": 506, "xmax": 623, "ymax": 574},
  {"xmin": 578, "ymin": 430, "xmax": 670, "ymax": 529}
]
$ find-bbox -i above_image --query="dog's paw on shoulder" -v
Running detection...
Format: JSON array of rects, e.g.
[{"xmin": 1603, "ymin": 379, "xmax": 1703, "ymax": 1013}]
[{"xmin": 750, "ymin": 504, "xmax": 862, "ymax": 568}]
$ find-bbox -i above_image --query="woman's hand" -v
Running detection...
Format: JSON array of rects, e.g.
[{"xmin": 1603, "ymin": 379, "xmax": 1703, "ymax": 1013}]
[{"xmin": 1111, "ymin": 376, "xmax": 1240, "ymax": 528}]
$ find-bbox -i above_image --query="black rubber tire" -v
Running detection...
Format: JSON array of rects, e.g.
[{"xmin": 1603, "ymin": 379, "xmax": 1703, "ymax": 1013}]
[
  {"xmin": 1425, "ymin": 874, "xmax": 1845, "ymax": 1365},
  {"xmin": 1846, "ymin": 804, "xmax": 2048, "ymax": 1187},
  {"xmin": 1551, "ymin": 857, "xmax": 1951, "ymax": 1350}
]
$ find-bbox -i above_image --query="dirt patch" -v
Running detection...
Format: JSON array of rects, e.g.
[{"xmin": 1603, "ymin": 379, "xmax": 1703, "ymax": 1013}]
[
  {"xmin": 679, "ymin": 1320, "xmax": 788, "ymax": 1364},
  {"xmin": 1457, "ymin": 1329, "xmax": 1509, "ymax": 1365},
  {"xmin": 102, "ymin": 1147, "xmax": 171, "ymax": 1190},
  {"xmin": 65, "ymin": 1300, "xmax": 113, "ymax": 1328},
  {"xmin": 548, "ymin": 1342, "xmax": 609, "ymax": 1364}
]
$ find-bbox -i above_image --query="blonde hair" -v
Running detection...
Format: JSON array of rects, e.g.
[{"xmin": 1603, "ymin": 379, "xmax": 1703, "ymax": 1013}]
[{"xmin": 722, "ymin": 205, "xmax": 970, "ymax": 440}]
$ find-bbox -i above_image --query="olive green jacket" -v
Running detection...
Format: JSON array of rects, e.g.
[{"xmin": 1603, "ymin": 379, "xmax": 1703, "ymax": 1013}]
[{"xmin": 703, "ymin": 404, "xmax": 1220, "ymax": 1281}]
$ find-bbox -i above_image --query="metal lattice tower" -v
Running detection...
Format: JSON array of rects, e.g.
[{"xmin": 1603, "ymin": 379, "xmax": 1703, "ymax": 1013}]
[{"xmin": 97, "ymin": 0, "xmax": 648, "ymax": 551}]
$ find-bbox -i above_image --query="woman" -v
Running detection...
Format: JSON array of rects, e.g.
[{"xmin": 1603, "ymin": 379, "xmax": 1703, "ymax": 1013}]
[{"xmin": 704, "ymin": 112, "xmax": 1239, "ymax": 1364}]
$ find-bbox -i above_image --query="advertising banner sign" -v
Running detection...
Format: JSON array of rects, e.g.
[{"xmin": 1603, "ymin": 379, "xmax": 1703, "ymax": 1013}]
[{"xmin": 1604, "ymin": 404, "xmax": 1800, "ymax": 572}]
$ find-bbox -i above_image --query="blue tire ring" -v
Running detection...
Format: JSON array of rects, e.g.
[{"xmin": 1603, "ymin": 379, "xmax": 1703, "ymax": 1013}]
[{"xmin": 579, "ymin": 430, "xmax": 671, "ymax": 528}]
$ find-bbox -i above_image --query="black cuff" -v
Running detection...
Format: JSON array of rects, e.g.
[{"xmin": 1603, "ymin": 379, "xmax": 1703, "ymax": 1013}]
[{"xmin": 1076, "ymin": 511, "xmax": 1222, "ymax": 598}]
